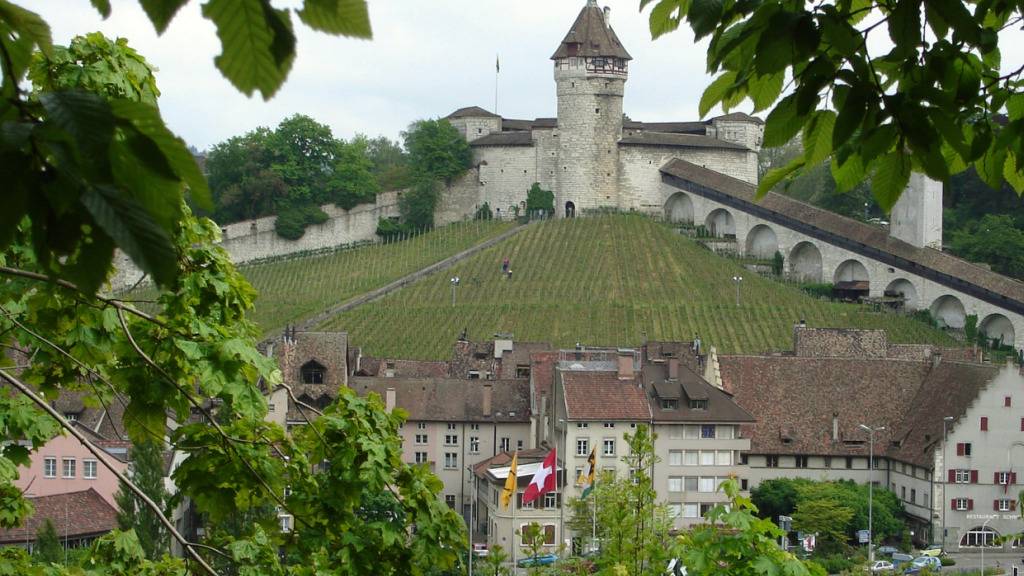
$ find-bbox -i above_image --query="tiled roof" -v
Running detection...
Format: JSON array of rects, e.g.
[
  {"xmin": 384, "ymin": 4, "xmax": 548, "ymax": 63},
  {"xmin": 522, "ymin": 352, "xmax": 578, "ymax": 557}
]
[
  {"xmin": 355, "ymin": 357, "xmax": 449, "ymax": 378},
  {"xmin": 713, "ymin": 112, "xmax": 765, "ymax": 124},
  {"xmin": 561, "ymin": 371, "xmax": 651, "ymax": 421},
  {"xmin": 660, "ymin": 159, "xmax": 1024, "ymax": 312},
  {"xmin": 497, "ymin": 342, "xmax": 553, "ymax": 380},
  {"xmin": 619, "ymin": 133, "xmax": 748, "ymax": 150},
  {"xmin": 350, "ymin": 377, "xmax": 531, "ymax": 423},
  {"xmin": 624, "ymin": 120, "xmax": 709, "ymax": 134},
  {"xmin": 470, "ymin": 132, "xmax": 533, "ymax": 147},
  {"xmin": 643, "ymin": 362, "xmax": 754, "ymax": 423},
  {"xmin": 447, "ymin": 106, "xmax": 500, "ymax": 119},
  {"xmin": 551, "ymin": 2, "xmax": 631, "ymax": 60},
  {"xmin": 0, "ymin": 489, "xmax": 116, "ymax": 545},
  {"xmin": 719, "ymin": 354, "xmax": 998, "ymax": 466},
  {"xmin": 273, "ymin": 332, "xmax": 348, "ymax": 389}
]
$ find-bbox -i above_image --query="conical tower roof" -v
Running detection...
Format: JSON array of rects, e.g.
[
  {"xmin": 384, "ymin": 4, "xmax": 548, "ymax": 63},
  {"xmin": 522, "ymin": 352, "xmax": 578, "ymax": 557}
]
[{"xmin": 551, "ymin": 1, "xmax": 632, "ymax": 61}]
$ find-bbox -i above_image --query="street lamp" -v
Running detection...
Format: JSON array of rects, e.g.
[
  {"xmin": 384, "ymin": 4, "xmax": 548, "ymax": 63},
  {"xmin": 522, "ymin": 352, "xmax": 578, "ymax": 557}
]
[
  {"xmin": 732, "ymin": 275, "xmax": 743, "ymax": 306},
  {"xmin": 941, "ymin": 416, "xmax": 955, "ymax": 549},
  {"xmin": 859, "ymin": 424, "xmax": 886, "ymax": 564},
  {"xmin": 450, "ymin": 276, "xmax": 460, "ymax": 307}
]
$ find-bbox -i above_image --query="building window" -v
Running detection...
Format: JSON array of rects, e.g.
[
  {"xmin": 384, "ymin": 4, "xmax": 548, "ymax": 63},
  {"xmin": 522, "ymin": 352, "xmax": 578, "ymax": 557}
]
[
  {"xmin": 603, "ymin": 422, "xmax": 615, "ymax": 428},
  {"xmin": 980, "ymin": 417, "xmax": 988, "ymax": 431},
  {"xmin": 576, "ymin": 422, "xmax": 588, "ymax": 429},
  {"xmin": 444, "ymin": 452, "xmax": 457, "ymax": 469},
  {"xmin": 544, "ymin": 492, "xmax": 557, "ymax": 509},
  {"xmin": 576, "ymin": 438, "xmax": 589, "ymax": 456},
  {"xmin": 845, "ymin": 456, "xmax": 854, "ymax": 469},
  {"xmin": 957, "ymin": 442, "xmax": 972, "ymax": 456},
  {"xmin": 960, "ymin": 525, "xmax": 998, "ymax": 547},
  {"xmin": 684, "ymin": 477, "xmax": 698, "ymax": 492},
  {"xmin": 668, "ymin": 477, "xmax": 682, "ymax": 492},
  {"xmin": 684, "ymin": 425, "xmax": 699, "ymax": 439},
  {"xmin": 44, "ymin": 457, "xmax": 56, "ymax": 478},
  {"xmin": 689, "ymin": 399, "xmax": 708, "ymax": 410},
  {"xmin": 62, "ymin": 458, "xmax": 76, "ymax": 478},
  {"xmin": 64, "ymin": 412, "xmax": 78, "ymax": 422},
  {"xmin": 470, "ymin": 437, "xmax": 480, "ymax": 454},
  {"xmin": 795, "ymin": 455, "xmax": 809, "ymax": 468},
  {"xmin": 669, "ymin": 451, "xmax": 682, "ymax": 466},
  {"xmin": 268, "ymin": 403, "xmax": 275, "ymax": 413},
  {"xmin": 447, "ymin": 423, "xmax": 457, "ymax": 431},
  {"xmin": 517, "ymin": 439, "xmax": 524, "ymax": 450},
  {"xmin": 444, "ymin": 434, "xmax": 458, "ymax": 445},
  {"xmin": 468, "ymin": 371, "xmax": 480, "ymax": 379},
  {"xmin": 445, "ymin": 494, "xmax": 456, "ymax": 508},
  {"xmin": 668, "ymin": 503, "xmax": 682, "ymax": 519},
  {"xmin": 417, "ymin": 422, "xmax": 427, "ymax": 430},
  {"xmin": 683, "ymin": 503, "xmax": 699, "ymax": 518},
  {"xmin": 766, "ymin": 455, "xmax": 779, "ymax": 468},
  {"xmin": 516, "ymin": 365, "xmax": 531, "ymax": 379},
  {"xmin": 955, "ymin": 469, "xmax": 971, "ymax": 483},
  {"xmin": 470, "ymin": 423, "xmax": 480, "ymax": 431},
  {"xmin": 740, "ymin": 453, "xmax": 749, "ymax": 465},
  {"xmin": 953, "ymin": 498, "xmax": 971, "ymax": 511},
  {"xmin": 543, "ymin": 524, "xmax": 556, "ymax": 545},
  {"xmin": 901, "ymin": 486, "xmax": 906, "ymax": 500},
  {"xmin": 661, "ymin": 399, "xmax": 678, "ymax": 410},
  {"xmin": 701, "ymin": 425, "xmax": 716, "ymax": 439},
  {"xmin": 415, "ymin": 452, "xmax": 428, "ymax": 464},
  {"xmin": 701, "ymin": 451, "xmax": 715, "ymax": 466},
  {"xmin": 717, "ymin": 451, "xmax": 732, "ymax": 466},
  {"xmin": 996, "ymin": 471, "xmax": 1011, "ymax": 485},
  {"xmin": 910, "ymin": 488, "xmax": 916, "ymax": 503},
  {"xmin": 741, "ymin": 478, "xmax": 749, "ymax": 490},
  {"xmin": 415, "ymin": 434, "xmax": 427, "ymax": 444},
  {"xmin": 698, "ymin": 477, "xmax": 716, "ymax": 492},
  {"xmin": 684, "ymin": 450, "xmax": 698, "ymax": 466},
  {"xmin": 500, "ymin": 437, "xmax": 510, "ymax": 452},
  {"xmin": 997, "ymin": 499, "xmax": 1014, "ymax": 512},
  {"xmin": 300, "ymin": 360, "xmax": 325, "ymax": 384},
  {"xmin": 823, "ymin": 456, "xmax": 832, "ymax": 468},
  {"xmin": 603, "ymin": 438, "xmax": 615, "ymax": 456},
  {"xmin": 700, "ymin": 503, "xmax": 714, "ymax": 516},
  {"xmin": 84, "ymin": 459, "xmax": 97, "ymax": 479},
  {"xmin": 1005, "ymin": 396, "xmax": 1012, "ymax": 407},
  {"xmin": 717, "ymin": 426, "xmax": 734, "ymax": 439}
]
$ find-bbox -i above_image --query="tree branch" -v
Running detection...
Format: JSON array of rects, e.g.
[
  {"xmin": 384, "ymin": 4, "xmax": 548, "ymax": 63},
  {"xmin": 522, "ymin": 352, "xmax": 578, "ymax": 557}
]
[{"xmin": 0, "ymin": 368, "xmax": 222, "ymax": 576}]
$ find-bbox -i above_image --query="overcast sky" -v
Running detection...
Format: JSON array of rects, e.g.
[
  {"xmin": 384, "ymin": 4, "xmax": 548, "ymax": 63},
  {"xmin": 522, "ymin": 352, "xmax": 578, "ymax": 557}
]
[{"xmin": 37, "ymin": 1, "xmax": 1024, "ymax": 151}]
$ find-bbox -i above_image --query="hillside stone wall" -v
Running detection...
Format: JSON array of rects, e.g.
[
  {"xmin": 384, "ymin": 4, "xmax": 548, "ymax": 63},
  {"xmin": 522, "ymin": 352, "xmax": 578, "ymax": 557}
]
[{"xmin": 110, "ymin": 191, "xmax": 400, "ymax": 289}]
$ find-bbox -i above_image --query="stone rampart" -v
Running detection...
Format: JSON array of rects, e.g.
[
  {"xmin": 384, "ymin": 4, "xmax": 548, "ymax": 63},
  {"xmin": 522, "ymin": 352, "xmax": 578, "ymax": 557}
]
[{"xmin": 110, "ymin": 191, "xmax": 400, "ymax": 289}]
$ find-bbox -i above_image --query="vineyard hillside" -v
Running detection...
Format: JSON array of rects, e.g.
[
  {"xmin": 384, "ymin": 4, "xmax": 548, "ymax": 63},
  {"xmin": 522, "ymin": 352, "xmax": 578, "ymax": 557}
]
[
  {"xmin": 238, "ymin": 220, "xmax": 514, "ymax": 332},
  {"xmin": 316, "ymin": 215, "xmax": 957, "ymax": 359}
]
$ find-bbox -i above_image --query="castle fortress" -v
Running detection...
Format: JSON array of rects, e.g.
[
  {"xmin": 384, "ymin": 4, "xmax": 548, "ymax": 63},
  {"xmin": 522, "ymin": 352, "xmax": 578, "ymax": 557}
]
[{"xmin": 440, "ymin": 0, "xmax": 1024, "ymax": 349}]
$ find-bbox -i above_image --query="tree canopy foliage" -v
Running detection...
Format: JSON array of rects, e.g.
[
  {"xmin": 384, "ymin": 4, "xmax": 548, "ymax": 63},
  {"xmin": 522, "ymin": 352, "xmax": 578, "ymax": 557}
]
[
  {"xmin": 643, "ymin": 0, "xmax": 1024, "ymax": 211},
  {"xmin": 0, "ymin": 2, "xmax": 466, "ymax": 575},
  {"xmin": 115, "ymin": 438, "xmax": 170, "ymax": 560},
  {"xmin": 205, "ymin": 114, "xmax": 380, "ymax": 238}
]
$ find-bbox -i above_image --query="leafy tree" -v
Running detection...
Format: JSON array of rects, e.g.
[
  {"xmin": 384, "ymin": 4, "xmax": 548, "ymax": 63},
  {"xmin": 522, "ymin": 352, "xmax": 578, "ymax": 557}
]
[
  {"xmin": 274, "ymin": 204, "xmax": 330, "ymax": 240},
  {"xmin": 673, "ymin": 478, "xmax": 821, "ymax": 576},
  {"xmin": 947, "ymin": 214, "xmax": 1024, "ymax": 280},
  {"xmin": 330, "ymin": 138, "xmax": 380, "ymax": 209},
  {"xmin": 1, "ymin": 4, "xmax": 465, "ymax": 576},
  {"xmin": 403, "ymin": 119, "xmax": 472, "ymax": 184},
  {"xmin": 792, "ymin": 498, "xmax": 855, "ymax": 554},
  {"xmin": 360, "ymin": 135, "xmax": 413, "ymax": 191},
  {"xmin": 267, "ymin": 114, "xmax": 340, "ymax": 204},
  {"xmin": 206, "ymin": 128, "xmax": 284, "ymax": 223},
  {"xmin": 475, "ymin": 202, "xmax": 494, "ymax": 221},
  {"xmin": 643, "ymin": 0, "xmax": 1024, "ymax": 209},
  {"xmin": 28, "ymin": 32, "xmax": 160, "ymax": 105},
  {"xmin": 526, "ymin": 183, "xmax": 555, "ymax": 217},
  {"xmin": 751, "ymin": 478, "xmax": 803, "ymax": 522},
  {"xmin": 115, "ymin": 438, "xmax": 170, "ymax": 559},
  {"xmin": 477, "ymin": 544, "xmax": 511, "ymax": 576},
  {"xmin": 771, "ymin": 251, "xmax": 785, "ymax": 276},
  {"xmin": 517, "ymin": 522, "xmax": 547, "ymax": 574},
  {"xmin": 567, "ymin": 424, "xmax": 672, "ymax": 576},
  {"xmin": 34, "ymin": 518, "xmax": 63, "ymax": 564},
  {"xmin": 398, "ymin": 179, "xmax": 441, "ymax": 232}
]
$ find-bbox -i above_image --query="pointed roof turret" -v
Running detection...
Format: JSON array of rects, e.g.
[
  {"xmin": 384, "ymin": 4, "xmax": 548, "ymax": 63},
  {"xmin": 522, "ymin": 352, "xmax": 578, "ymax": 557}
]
[{"xmin": 551, "ymin": 1, "xmax": 632, "ymax": 61}]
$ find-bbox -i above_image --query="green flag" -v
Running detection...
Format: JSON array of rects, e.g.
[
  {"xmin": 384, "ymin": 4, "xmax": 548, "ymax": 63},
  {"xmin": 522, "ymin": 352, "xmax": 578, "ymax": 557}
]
[{"xmin": 577, "ymin": 447, "xmax": 596, "ymax": 498}]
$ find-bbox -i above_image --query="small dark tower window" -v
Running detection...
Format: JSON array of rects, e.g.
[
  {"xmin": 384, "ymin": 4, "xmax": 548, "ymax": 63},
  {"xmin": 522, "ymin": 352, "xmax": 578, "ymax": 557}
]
[
  {"xmin": 595, "ymin": 108, "xmax": 600, "ymax": 114},
  {"xmin": 301, "ymin": 360, "xmax": 326, "ymax": 384}
]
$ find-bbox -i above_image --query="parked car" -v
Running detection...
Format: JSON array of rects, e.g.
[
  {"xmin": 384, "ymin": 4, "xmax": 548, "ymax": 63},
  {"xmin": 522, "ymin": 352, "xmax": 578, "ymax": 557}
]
[
  {"xmin": 904, "ymin": 556, "xmax": 942, "ymax": 574},
  {"xmin": 517, "ymin": 553, "xmax": 558, "ymax": 568},
  {"xmin": 918, "ymin": 546, "xmax": 944, "ymax": 557},
  {"xmin": 472, "ymin": 543, "xmax": 488, "ymax": 557},
  {"xmin": 866, "ymin": 560, "xmax": 895, "ymax": 572},
  {"xmin": 877, "ymin": 546, "xmax": 900, "ymax": 556},
  {"xmin": 891, "ymin": 553, "xmax": 914, "ymax": 568}
]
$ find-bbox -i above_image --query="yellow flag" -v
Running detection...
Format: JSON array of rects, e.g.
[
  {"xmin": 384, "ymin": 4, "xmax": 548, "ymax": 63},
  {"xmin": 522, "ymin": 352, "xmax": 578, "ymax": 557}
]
[{"xmin": 500, "ymin": 451, "xmax": 517, "ymax": 509}]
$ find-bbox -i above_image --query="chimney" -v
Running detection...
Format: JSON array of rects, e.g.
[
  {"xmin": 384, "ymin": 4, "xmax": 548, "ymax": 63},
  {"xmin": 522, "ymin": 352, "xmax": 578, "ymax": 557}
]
[
  {"xmin": 617, "ymin": 349, "xmax": 633, "ymax": 380},
  {"xmin": 385, "ymin": 387, "xmax": 396, "ymax": 412},
  {"xmin": 668, "ymin": 356, "xmax": 679, "ymax": 380},
  {"xmin": 603, "ymin": 6, "xmax": 611, "ymax": 26},
  {"xmin": 483, "ymin": 384, "xmax": 493, "ymax": 416},
  {"xmin": 832, "ymin": 412, "xmax": 839, "ymax": 442}
]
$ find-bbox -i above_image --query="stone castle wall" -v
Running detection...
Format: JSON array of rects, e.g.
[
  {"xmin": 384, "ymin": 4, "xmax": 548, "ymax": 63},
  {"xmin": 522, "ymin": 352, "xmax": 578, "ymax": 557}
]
[
  {"xmin": 477, "ymin": 145, "xmax": 537, "ymax": 217},
  {"xmin": 618, "ymin": 145, "xmax": 756, "ymax": 214},
  {"xmin": 110, "ymin": 191, "xmax": 401, "ymax": 289}
]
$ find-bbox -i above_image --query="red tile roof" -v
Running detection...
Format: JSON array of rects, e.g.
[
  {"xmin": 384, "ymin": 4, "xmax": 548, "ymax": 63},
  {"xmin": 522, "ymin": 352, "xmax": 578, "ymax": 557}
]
[
  {"xmin": 0, "ymin": 489, "xmax": 117, "ymax": 545},
  {"xmin": 561, "ymin": 371, "xmax": 651, "ymax": 421}
]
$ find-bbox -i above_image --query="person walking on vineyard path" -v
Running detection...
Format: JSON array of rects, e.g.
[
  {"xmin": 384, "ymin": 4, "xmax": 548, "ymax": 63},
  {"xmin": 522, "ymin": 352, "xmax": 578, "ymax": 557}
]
[{"xmin": 502, "ymin": 256, "xmax": 510, "ymax": 275}]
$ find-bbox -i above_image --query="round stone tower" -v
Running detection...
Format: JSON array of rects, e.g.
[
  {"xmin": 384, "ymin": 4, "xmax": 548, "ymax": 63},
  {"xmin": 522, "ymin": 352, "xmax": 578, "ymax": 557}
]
[{"xmin": 552, "ymin": 1, "xmax": 631, "ymax": 217}]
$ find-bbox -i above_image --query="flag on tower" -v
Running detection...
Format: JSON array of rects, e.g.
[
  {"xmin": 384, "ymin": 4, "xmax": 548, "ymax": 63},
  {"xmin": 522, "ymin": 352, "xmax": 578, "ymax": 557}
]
[
  {"xmin": 522, "ymin": 449, "xmax": 557, "ymax": 505},
  {"xmin": 577, "ymin": 447, "xmax": 597, "ymax": 498},
  {"xmin": 496, "ymin": 54, "xmax": 500, "ymax": 73},
  {"xmin": 500, "ymin": 451, "xmax": 517, "ymax": 509}
]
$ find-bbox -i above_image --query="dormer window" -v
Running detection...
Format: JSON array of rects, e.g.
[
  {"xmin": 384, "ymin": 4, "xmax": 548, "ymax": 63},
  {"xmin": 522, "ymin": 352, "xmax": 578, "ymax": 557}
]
[
  {"xmin": 64, "ymin": 412, "xmax": 79, "ymax": 422},
  {"xmin": 660, "ymin": 399, "xmax": 677, "ymax": 410},
  {"xmin": 301, "ymin": 360, "xmax": 325, "ymax": 384},
  {"xmin": 689, "ymin": 399, "xmax": 708, "ymax": 411}
]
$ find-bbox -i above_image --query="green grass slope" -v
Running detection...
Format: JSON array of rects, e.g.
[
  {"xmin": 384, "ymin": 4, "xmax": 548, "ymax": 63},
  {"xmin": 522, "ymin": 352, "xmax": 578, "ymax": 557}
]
[
  {"xmin": 317, "ymin": 214, "xmax": 956, "ymax": 359},
  {"xmin": 240, "ymin": 220, "xmax": 514, "ymax": 332}
]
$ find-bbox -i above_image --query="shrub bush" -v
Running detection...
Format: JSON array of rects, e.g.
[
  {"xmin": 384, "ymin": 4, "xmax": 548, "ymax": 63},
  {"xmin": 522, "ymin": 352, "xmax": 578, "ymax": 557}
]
[
  {"xmin": 474, "ymin": 202, "xmax": 493, "ymax": 221},
  {"xmin": 275, "ymin": 204, "xmax": 329, "ymax": 240},
  {"xmin": 939, "ymin": 557, "xmax": 955, "ymax": 566},
  {"xmin": 813, "ymin": 553, "xmax": 857, "ymax": 574},
  {"xmin": 800, "ymin": 282, "xmax": 835, "ymax": 299}
]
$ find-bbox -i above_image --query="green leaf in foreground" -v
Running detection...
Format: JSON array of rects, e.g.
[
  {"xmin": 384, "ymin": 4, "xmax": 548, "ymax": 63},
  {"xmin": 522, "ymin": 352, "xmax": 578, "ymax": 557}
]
[
  {"xmin": 202, "ymin": 0, "xmax": 296, "ymax": 100},
  {"xmin": 299, "ymin": 0, "xmax": 372, "ymax": 38}
]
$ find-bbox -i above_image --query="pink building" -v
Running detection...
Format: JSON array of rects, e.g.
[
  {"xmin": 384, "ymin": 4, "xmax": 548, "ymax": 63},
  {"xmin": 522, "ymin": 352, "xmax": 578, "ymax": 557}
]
[{"xmin": 14, "ymin": 394, "xmax": 130, "ymax": 508}]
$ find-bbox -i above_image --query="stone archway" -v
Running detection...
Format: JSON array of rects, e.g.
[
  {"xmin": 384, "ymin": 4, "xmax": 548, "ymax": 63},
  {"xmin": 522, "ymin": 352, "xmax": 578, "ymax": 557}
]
[
  {"xmin": 705, "ymin": 208, "xmax": 735, "ymax": 238},
  {"xmin": 664, "ymin": 192, "xmax": 694, "ymax": 223},
  {"xmin": 930, "ymin": 295, "xmax": 967, "ymax": 329},
  {"xmin": 565, "ymin": 201, "xmax": 575, "ymax": 218},
  {"xmin": 834, "ymin": 259, "xmax": 870, "ymax": 300},
  {"xmin": 884, "ymin": 278, "xmax": 920, "ymax": 310},
  {"xmin": 745, "ymin": 224, "xmax": 779, "ymax": 259},
  {"xmin": 979, "ymin": 313, "xmax": 1015, "ymax": 347},
  {"xmin": 789, "ymin": 241, "xmax": 823, "ymax": 282}
]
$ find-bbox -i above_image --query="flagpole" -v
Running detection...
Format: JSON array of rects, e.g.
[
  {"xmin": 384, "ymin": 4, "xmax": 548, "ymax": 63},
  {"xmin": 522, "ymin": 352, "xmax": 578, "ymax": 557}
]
[
  {"xmin": 511, "ymin": 480, "xmax": 517, "ymax": 570},
  {"xmin": 494, "ymin": 53, "xmax": 499, "ymax": 115}
]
